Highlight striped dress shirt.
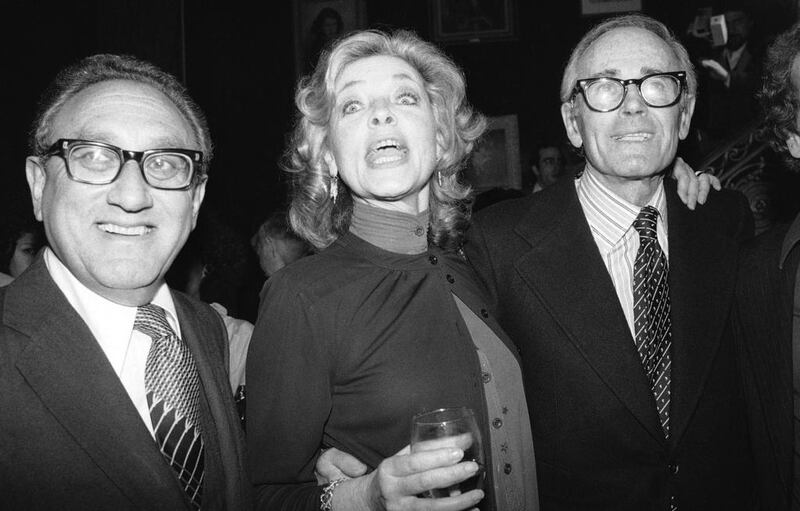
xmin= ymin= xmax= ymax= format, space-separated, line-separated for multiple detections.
xmin=575 ymin=169 xmax=669 ymax=338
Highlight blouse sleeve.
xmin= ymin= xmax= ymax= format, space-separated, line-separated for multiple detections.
xmin=246 ymin=271 xmax=332 ymax=510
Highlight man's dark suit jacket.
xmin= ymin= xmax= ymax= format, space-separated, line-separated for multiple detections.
xmin=733 ymin=220 xmax=799 ymax=510
xmin=0 ymin=257 xmax=250 ymax=510
xmin=465 ymin=175 xmax=755 ymax=510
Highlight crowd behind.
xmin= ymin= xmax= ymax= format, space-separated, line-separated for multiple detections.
xmin=2 ymin=5 xmax=800 ymax=511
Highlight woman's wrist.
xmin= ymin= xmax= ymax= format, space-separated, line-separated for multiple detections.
xmin=329 ymin=473 xmax=382 ymax=511
xmin=320 ymin=477 xmax=347 ymax=511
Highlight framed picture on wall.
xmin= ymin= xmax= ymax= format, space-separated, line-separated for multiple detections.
xmin=465 ymin=114 xmax=522 ymax=191
xmin=293 ymin=0 xmax=367 ymax=76
xmin=430 ymin=0 xmax=517 ymax=44
xmin=580 ymin=0 xmax=642 ymax=16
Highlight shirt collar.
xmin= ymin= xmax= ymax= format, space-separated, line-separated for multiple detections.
xmin=43 ymin=247 xmax=180 ymax=348
xmin=576 ymin=166 xmax=668 ymax=247
xmin=780 ymin=213 xmax=800 ymax=269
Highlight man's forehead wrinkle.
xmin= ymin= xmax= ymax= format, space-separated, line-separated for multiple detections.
xmin=71 ymin=128 xmax=189 ymax=150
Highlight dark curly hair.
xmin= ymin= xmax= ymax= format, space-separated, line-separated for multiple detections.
xmin=760 ymin=22 xmax=800 ymax=173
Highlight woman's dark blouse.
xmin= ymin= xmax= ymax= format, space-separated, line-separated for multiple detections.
xmin=247 ymin=232 xmax=492 ymax=510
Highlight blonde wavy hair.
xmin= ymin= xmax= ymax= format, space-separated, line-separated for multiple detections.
xmin=285 ymin=29 xmax=486 ymax=250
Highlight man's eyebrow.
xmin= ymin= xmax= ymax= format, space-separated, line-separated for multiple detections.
xmin=641 ymin=66 xmax=670 ymax=75
xmin=586 ymin=67 xmax=671 ymax=79
xmin=589 ymin=68 xmax=620 ymax=78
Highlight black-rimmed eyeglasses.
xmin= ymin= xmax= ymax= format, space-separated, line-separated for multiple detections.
xmin=571 ymin=71 xmax=687 ymax=113
xmin=43 ymin=139 xmax=204 ymax=190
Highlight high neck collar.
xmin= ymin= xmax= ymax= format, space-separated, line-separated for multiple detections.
xmin=349 ymin=200 xmax=429 ymax=255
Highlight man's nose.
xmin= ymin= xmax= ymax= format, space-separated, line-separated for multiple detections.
xmin=106 ymin=160 xmax=153 ymax=211
xmin=620 ymin=84 xmax=647 ymax=114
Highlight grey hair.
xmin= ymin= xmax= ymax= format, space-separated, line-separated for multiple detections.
xmin=559 ymin=14 xmax=697 ymax=107
xmin=285 ymin=29 xmax=486 ymax=250
xmin=30 ymin=53 xmax=212 ymax=174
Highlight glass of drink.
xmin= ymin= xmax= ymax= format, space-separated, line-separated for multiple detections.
xmin=410 ymin=407 xmax=485 ymax=498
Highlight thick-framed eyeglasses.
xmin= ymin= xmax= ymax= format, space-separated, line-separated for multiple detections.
xmin=571 ymin=71 xmax=687 ymax=113
xmin=43 ymin=139 xmax=203 ymax=190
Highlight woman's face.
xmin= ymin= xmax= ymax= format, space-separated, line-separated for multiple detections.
xmin=9 ymin=232 xmax=39 ymax=277
xmin=327 ymin=55 xmax=440 ymax=214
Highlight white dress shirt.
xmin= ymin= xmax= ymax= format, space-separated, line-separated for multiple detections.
xmin=44 ymin=248 xmax=181 ymax=437
xmin=575 ymin=169 xmax=669 ymax=338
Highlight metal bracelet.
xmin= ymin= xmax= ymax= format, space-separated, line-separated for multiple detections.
xmin=320 ymin=477 xmax=347 ymax=511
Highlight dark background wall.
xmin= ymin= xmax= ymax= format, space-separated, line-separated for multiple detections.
xmin=1 ymin=0 xmax=796 ymax=316
xmin=2 ymin=0 xmax=796 ymax=231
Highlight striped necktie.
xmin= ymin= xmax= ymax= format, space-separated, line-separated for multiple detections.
xmin=134 ymin=304 xmax=204 ymax=509
xmin=632 ymin=206 xmax=673 ymax=436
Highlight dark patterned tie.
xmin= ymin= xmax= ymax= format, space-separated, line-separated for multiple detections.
xmin=134 ymin=304 xmax=204 ymax=509
xmin=632 ymin=206 xmax=672 ymax=437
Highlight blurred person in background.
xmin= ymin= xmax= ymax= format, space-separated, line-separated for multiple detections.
xmin=0 ymin=218 xmax=45 ymax=286
xmin=250 ymin=210 xmax=312 ymax=279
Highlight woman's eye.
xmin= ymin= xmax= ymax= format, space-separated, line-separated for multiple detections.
xmin=342 ymin=100 xmax=361 ymax=114
xmin=397 ymin=92 xmax=419 ymax=105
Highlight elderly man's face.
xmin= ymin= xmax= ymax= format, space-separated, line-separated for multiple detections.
xmin=562 ymin=27 xmax=695 ymax=190
xmin=25 ymin=79 xmax=206 ymax=305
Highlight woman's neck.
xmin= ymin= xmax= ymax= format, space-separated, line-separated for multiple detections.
xmin=349 ymin=200 xmax=429 ymax=255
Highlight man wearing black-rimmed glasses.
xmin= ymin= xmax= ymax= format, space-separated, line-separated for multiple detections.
xmin=0 ymin=54 xmax=250 ymax=510
xmin=466 ymin=14 xmax=755 ymax=510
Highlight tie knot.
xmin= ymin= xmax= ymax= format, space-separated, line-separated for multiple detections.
xmin=134 ymin=303 xmax=175 ymax=340
xmin=633 ymin=206 xmax=659 ymax=240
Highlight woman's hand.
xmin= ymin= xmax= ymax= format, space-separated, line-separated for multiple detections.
xmin=332 ymin=446 xmax=484 ymax=511
xmin=316 ymin=447 xmax=368 ymax=483
xmin=672 ymin=157 xmax=722 ymax=210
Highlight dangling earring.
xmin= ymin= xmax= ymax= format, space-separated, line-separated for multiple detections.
xmin=437 ymin=170 xmax=443 ymax=188
xmin=329 ymin=175 xmax=338 ymax=203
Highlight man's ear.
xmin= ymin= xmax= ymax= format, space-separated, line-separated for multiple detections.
xmin=531 ymin=165 xmax=541 ymax=179
xmin=561 ymin=102 xmax=584 ymax=149
xmin=787 ymin=132 xmax=800 ymax=159
xmin=678 ymin=95 xmax=697 ymax=140
xmin=190 ymin=176 xmax=207 ymax=230
xmin=25 ymin=157 xmax=46 ymax=221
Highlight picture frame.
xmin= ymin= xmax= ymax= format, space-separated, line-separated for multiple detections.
xmin=465 ymin=114 xmax=522 ymax=191
xmin=293 ymin=0 xmax=367 ymax=76
xmin=430 ymin=0 xmax=517 ymax=44
xmin=580 ymin=0 xmax=642 ymax=16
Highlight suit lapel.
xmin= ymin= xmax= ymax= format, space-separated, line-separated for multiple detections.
xmin=512 ymin=180 xmax=664 ymax=442
xmin=174 ymin=294 xmax=247 ymax=510
xmin=663 ymin=183 xmax=737 ymax=445
xmin=6 ymin=261 xmax=187 ymax=510
xmin=774 ymin=236 xmax=799 ymax=488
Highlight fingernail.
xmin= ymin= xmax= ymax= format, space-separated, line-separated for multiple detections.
xmin=449 ymin=448 xmax=464 ymax=460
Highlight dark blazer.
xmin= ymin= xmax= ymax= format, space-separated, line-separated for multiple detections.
xmin=733 ymin=221 xmax=798 ymax=510
xmin=0 ymin=257 xmax=250 ymax=510
xmin=464 ymin=175 xmax=755 ymax=510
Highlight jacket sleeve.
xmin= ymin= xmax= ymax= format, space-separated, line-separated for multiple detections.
xmin=247 ymin=273 xmax=330 ymax=510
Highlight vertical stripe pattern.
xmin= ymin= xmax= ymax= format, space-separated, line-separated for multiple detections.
xmin=135 ymin=304 xmax=204 ymax=509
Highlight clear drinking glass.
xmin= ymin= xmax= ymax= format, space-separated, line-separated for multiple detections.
xmin=410 ymin=407 xmax=485 ymax=498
